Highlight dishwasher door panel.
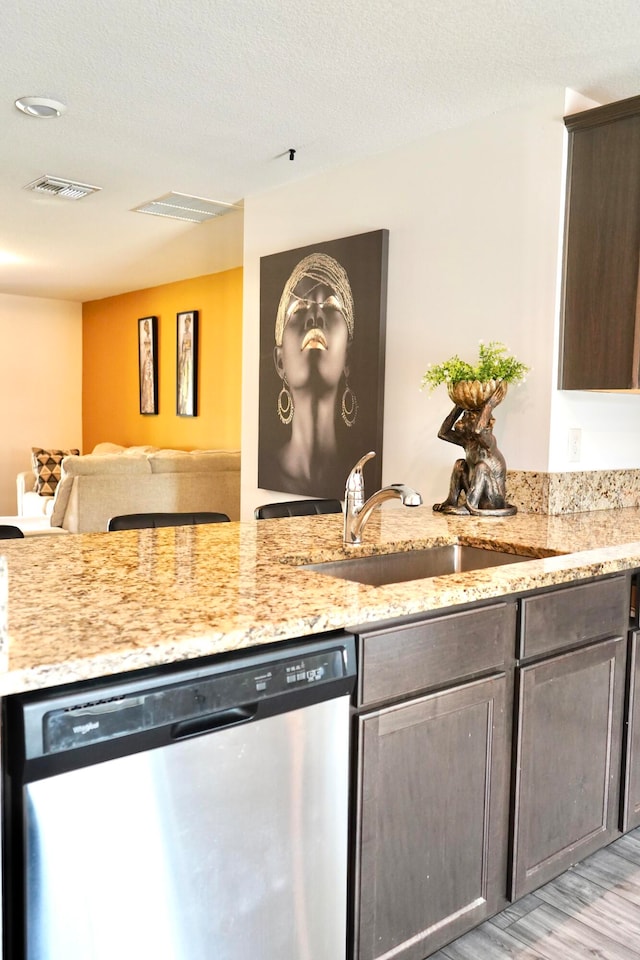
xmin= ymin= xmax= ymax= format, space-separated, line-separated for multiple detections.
xmin=25 ymin=696 xmax=350 ymax=960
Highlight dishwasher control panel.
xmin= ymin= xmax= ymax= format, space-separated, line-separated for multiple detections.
xmin=17 ymin=633 xmax=356 ymax=760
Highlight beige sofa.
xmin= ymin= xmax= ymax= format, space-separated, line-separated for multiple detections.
xmin=16 ymin=444 xmax=241 ymax=534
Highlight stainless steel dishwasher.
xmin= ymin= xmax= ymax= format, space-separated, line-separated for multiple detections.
xmin=2 ymin=632 xmax=356 ymax=960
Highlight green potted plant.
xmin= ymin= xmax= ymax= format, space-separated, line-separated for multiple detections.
xmin=420 ymin=340 xmax=529 ymax=410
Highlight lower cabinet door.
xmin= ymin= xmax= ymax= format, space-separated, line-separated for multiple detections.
xmin=511 ymin=636 xmax=625 ymax=900
xmin=623 ymin=630 xmax=640 ymax=831
xmin=353 ymin=673 xmax=509 ymax=960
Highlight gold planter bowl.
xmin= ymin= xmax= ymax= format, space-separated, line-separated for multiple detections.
xmin=446 ymin=379 xmax=507 ymax=410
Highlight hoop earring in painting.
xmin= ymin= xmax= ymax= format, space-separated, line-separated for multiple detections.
xmin=277 ymin=377 xmax=294 ymax=425
xmin=341 ymin=378 xmax=358 ymax=427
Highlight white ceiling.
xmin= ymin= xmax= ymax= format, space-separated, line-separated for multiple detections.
xmin=3 ymin=0 xmax=640 ymax=303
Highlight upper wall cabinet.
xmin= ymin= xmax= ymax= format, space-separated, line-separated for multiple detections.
xmin=560 ymin=95 xmax=640 ymax=391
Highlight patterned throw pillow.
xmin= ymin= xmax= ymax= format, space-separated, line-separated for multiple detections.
xmin=31 ymin=448 xmax=80 ymax=496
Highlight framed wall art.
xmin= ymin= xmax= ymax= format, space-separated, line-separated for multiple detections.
xmin=177 ymin=310 xmax=198 ymax=416
xmin=138 ymin=316 xmax=158 ymax=415
xmin=258 ymin=229 xmax=389 ymax=498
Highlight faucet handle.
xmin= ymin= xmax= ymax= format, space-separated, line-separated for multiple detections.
xmin=345 ymin=451 xmax=375 ymax=498
xmin=351 ymin=451 xmax=375 ymax=474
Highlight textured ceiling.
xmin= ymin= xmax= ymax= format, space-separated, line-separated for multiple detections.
xmin=2 ymin=0 xmax=640 ymax=302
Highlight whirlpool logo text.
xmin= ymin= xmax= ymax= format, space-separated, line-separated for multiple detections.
xmin=72 ymin=721 xmax=100 ymax=735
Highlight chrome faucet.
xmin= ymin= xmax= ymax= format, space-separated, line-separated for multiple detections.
xmin=343 ymin=451 xmax=423 ymax=545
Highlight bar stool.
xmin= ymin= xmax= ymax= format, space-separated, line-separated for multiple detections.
xmin=0 ymin=525 xmax=25 ymax=539
xmin=254 ymin=499 xmax=342 ymax=519
xmin=107 ymin=512 xmax=230 ymax=531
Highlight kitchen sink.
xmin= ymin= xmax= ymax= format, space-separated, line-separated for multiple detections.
xmin=302 ymin=544 xmax=531 ymax=587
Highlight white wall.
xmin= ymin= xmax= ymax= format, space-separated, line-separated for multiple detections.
xmin=241 ymin=93 xmax=567 ymax=519
xmin=0 ymin=294 xmax=82 ymax=515
xmin=549 ymin=390 xmax=640 ymax=470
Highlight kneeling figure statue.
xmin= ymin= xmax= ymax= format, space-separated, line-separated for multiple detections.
xmin=433 ymin=381 xmax=516 ymax=517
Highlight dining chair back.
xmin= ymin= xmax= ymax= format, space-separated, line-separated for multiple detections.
xmin=108 ymin=512 xmax=230 ymax=531
xmin=254 ymin=499 xmax=342 ymax=520
xmin=0 ymin=525 xmax=25 ymax=539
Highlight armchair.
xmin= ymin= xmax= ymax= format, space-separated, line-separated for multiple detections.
xmin=16 ymin=471 xmax=54 ymax=518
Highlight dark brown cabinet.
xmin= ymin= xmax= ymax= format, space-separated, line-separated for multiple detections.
xmin=351 ymin=602 xmax=515 ymax=960
xmin=511 ymin=636 xmax=626 ymax=898
xmin=354 ymin=674 xmax=509 ymax=960
xmin=511 ymin=576 xmax=629 ymax=899
xmin=622 ymin=629 xmax=640 ymax=830
xmin=348 ymin=573 xmax=633 ymax=960
xmin=560 ymin=95 xmax=640 ymax=390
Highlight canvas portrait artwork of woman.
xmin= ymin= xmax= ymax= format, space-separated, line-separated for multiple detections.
xmin=177 ymin=311 xmax=198 ymax=417
xmin=271 ymin=253 xmax=358 ymax=495
xmin=258 ymin=231 xmax=389 ymax=499
xmin=138 ymin=316 xmax=157 ymax=415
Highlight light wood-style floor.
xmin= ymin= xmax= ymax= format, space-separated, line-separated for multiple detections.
xmin=431 ymin=827 xmax=640 ymax=960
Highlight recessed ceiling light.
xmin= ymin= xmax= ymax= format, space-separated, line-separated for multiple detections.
xmin=133 ymin=192 xmax=241 ymax=223
xmin=15 ymin=96 xmax=66 ymax=118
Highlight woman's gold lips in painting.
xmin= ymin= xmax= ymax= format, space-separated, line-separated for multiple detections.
xmin=301 ymin=328 xmax=328 ymax=351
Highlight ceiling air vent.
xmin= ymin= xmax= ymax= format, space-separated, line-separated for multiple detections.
xmin=23 ymin=176 xmax=101 ymax=200
xmin=133 ymin=192 xmax=241 ymax=224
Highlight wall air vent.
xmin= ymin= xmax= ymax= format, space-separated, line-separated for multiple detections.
xmin=23 ymin=176 xmax=102 ymax=200
xmin=133 ymin=192 xmax=241 ymax=224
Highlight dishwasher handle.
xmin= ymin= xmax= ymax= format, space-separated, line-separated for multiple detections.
xmin=171 ymin=704 xmax=257 ymax=740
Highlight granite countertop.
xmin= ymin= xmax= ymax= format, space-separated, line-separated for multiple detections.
xmin=2 ymin=506 xmax=640 ymax=695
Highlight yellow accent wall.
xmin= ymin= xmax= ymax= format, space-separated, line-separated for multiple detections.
xmin=82 ymin=268 xmax=242 ymax=453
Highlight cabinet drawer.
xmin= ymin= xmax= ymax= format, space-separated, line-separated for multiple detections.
xmin=358 ymin=602 xmax=515 ymax=707
xmin=519 ymin=575 xmax=628 ymax=660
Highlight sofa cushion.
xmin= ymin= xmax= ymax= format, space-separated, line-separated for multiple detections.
xmin=122 ymin=445 xmax=159 ymax=456
xmin=92 ymin=442 xmax=126 ymax=455
xmin=148 ymin=450 xmax=240 ymax=474
xmin=61 ymin=454 xmax=153 ymax=476
xmin=31 ymin=447 xmax=80 ymax=495
xmin=92 ymin=442 xmax=159 ymax=455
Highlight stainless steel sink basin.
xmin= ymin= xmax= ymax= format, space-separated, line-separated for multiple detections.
xmin=303 ymin=545 xmax=531 ymax=587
